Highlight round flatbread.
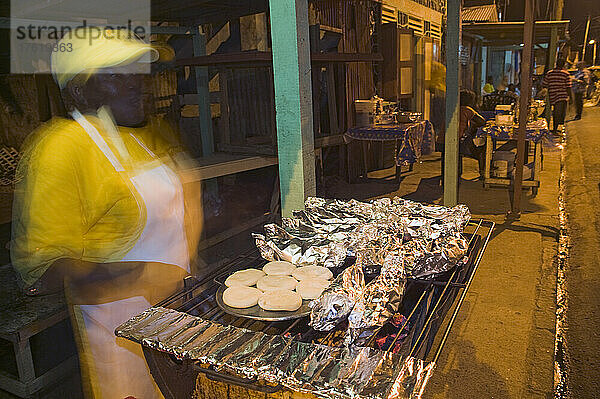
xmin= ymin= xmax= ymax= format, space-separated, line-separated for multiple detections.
xmin=256 ymin=275 xmax=298 ymax=292
xmin=258 ymin=289 xmax=303 ymax=311
xmin=222 ymin=286 xmax=262 ymax=309
xmin=224 ymin=269 xmax=265 ymax=287
xmin=263 ymin=261 xmax=296 ymax=276
xmin=295 ymin=278 xmax=332 ymax=300
xmin=292 ymin=266 xmax=333 ymax=281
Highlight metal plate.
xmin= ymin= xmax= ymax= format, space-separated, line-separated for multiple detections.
xmin=215 ymin=284 xmax=311 ymax=321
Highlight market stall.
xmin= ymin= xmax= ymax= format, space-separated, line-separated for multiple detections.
xmin=116 ymin=197 xmax=493 ymax=399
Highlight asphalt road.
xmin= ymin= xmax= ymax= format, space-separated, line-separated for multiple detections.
xmin=564 ymin=105 xmax=600 ymax=396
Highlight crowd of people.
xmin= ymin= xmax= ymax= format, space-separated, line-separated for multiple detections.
xmin=481 ymin=58 xmax=598 ymax=134
xmin=434 ymin=57 xmax=598 ymax=183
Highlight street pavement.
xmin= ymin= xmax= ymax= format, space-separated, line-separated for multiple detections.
xmin=562 ymin=105 xmax=600 ymax=396
xmin=324 ymin=124 xmax=563 ymax=398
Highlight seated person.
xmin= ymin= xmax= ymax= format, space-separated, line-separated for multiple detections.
xmin=507 ymin=83 xmax=520 ymax=98
xmin=459 ymin=89 xmax=486 ymax=176
xmin=438 ymin=89 xmax=486 ymax=181
xmin=482 ymin=89 xmax=518 ymax=111
xmin=482 ymin=76 xmax=495 ymax=95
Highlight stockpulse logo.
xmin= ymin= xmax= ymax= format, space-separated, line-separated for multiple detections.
xmin=10 ymin=0 xmax=150 ymax=74
xmin=14 ymin=20 xmax=147 ymax=43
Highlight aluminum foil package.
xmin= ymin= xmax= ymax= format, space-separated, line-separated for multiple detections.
xmin=285 ymin=344 xmax=340 ymax=393
xmin=403 ymin=233 xmax=469 ymax=279
xmin=260 ymin=339 xmax=314 ymax=383
xmin=116 ymin=307 xmax=436 ymax=399
xmin=332 ymin=346 xmax=384 ymax=397
xmin=115 ymin=306 xmax=178 ymax=342
xmin=387 ymin=357 xmax=436 ymax=399
xmin=140 ymin=312 xmax=199 ymax=353
xmin=348 ymin=253 xmax=407 ymax=336
xmin=253 ymin=222 xmax=351 ymax=268
xmin=298 ymin=197 xmax=470 ymax=335
xmin=309 ymin=264 xmax=366 ymax=331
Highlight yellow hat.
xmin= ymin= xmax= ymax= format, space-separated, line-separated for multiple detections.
xmin=51 ymin=27 xmax=159 ymax=89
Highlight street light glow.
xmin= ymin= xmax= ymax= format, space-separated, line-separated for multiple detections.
xmin=590 ymin=39 xmax=596 ymax=45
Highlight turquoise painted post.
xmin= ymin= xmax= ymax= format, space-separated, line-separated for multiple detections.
xmin=444 ymin=0 xmax=461 ymax=206
xmin=269 ymin=0 xmax=316 ymax=217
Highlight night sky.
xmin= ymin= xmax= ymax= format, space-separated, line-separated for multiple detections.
xmin=504 ymin=0 xmax=600 ymax=50
xmin=563 ymin=0 xmax=600 ymax=46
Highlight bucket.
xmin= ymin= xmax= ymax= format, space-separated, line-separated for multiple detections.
xmin=354 ymin=100 xmax=375 ymax=127
xmin=492 ymin=151 xmax=515 ymax=178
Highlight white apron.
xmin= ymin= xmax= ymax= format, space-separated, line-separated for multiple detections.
xmin=71 ymin=111 xmax=190 ymax=399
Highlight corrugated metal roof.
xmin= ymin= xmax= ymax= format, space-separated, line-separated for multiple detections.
xmin=462 ymin=4 xmax=499 ymax=23
xmin=463 ymin=20 xmax=570 ymax=46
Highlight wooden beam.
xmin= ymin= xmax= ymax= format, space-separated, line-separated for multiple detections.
xmin=510 ymin=0 xmax=536 ymax=216
xmin=192 ymin=28 xmax=215 ymax=157
xmin=545 ymin=26 xmax=558 ymax=122
xmin=326 ymin=63 xmax=339 ymax=135
xmin=310 ymin=25 xmax=322 ymax=138
xmin=444 ymin=0 xmax=461 ymax=206
xmin=218 ymin=71 xmax=231 ymax=146
xmin=314 ymin=134 xmax=344 ymax=148
xmin=179 ymin=154 xmax=278 ymax=183
xmin=197 ymin=214 xmax=271 ymax=251
xmin=269 ymin=0 xmax=316 ymax=217
xmin=481 ymin=46 xmax=488 ymax=94
xmin=175 ymin=52 xmax=383 ymax=67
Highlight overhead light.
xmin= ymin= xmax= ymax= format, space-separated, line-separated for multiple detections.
xmin=519 ymin=43 xmax=524 ymax=46
xmin=590 ymin=39 xmax=596 ymax=45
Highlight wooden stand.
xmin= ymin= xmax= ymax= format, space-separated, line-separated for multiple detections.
xmin=0 ymin=266 xmax=79 ymax=398
xmin=482 ymin=135 xmax=542 ymax=196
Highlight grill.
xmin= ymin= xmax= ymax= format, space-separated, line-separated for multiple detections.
xmin=141 ymin=219 xmax=494 ymax=398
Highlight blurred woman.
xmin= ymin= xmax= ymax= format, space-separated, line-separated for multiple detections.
xmin=11 ymin=28 xmax=202 ymax=398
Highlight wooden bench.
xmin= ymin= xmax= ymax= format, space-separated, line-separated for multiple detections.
xmin=0 ymin=265 xmax=80 ymax=398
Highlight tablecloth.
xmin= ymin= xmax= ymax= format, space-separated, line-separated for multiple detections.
xmin=345 ymin=120 xmax=435 ymax=165
xmin=475 ymin=119 xmax=549 ymax=143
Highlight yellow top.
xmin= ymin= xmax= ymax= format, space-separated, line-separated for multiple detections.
xmin=483 ymin=83 xmax=495 ymax=94
xmin=11 ymin=116 xmax=196 ymax=286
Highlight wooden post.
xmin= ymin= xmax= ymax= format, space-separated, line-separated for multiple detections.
xmin=511 ymin=0 xmax=536 ymax=216
xmin=481 ymin=46 xmax=488 ymax=94
xmin=309 ymin=24 xmax=321 ymax=137
xmin=545 ymin=25 xmax=558 ymax=123
xmin=554 ymin=0 xmax=564 ymax=20
xmin=583 ymin=15 xmax=591 ymax=61
xmin=444 ymin=0 xmax=461 ymax=206
xmin=269 ymin=0 xmax=316 ymax=217
xmin=192 ymin=28 xmax=214 ymax=157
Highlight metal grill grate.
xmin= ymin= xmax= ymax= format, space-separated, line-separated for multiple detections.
xmin=150 ymin=219 xmax=494 ymax=393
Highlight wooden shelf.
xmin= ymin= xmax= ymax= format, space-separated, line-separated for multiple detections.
xmin=483 ymin=177 xmax=540 ymax=187
xmin=315 ymin=134 xmax=344 ymax=148
xmin=175 ymin=51 xmax=383 ymax=67
xmin=180 ymin=152 xmax=278 ymax=183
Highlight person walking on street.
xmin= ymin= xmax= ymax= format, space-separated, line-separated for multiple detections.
xmin=543 ymin=58 xmax=572 ymax=135
xmin=573 ymin=61 xmax=590 ymax=120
